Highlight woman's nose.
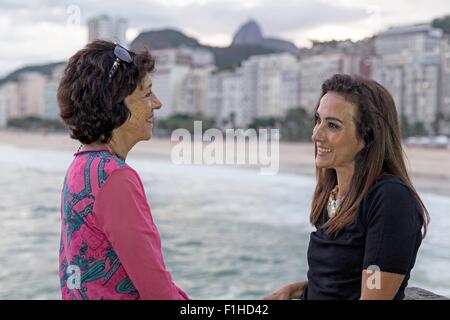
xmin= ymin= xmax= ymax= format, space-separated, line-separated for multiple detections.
xmin=151 ymin=94 xmax=162 ymax=110
xmin=312 ymin=124 xmax=324 ymax=143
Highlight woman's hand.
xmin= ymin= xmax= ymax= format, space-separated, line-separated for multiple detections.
xmin=262 ymin=281 xmax=307 ymax=300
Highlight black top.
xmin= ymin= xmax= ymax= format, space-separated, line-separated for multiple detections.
xmin=304 ymin=174 xmax=423 ymax=300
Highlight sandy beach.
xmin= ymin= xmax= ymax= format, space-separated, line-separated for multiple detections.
xmin=0 ymin=129 xmax=449 ymax=196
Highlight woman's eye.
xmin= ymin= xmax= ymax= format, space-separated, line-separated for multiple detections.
xmin=145 ymin=91 xmax=152 ymax=98
xmin=328 ymin=122 xmax=339 ymax=129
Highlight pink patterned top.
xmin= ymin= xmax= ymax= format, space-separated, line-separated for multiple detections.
xmin=59 ymin=149 xmax=189 ymax=300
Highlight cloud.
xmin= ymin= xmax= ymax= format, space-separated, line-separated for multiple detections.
xmin=1 ymin=0 xmax=449 ymax=77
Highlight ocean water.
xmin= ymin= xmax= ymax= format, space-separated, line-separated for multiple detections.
xmin=0 ymin=144 xmax=449 ymax=299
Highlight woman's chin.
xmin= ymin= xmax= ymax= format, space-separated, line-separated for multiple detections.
xmin=315 ymin=160 xmax=331 ymax=169
xmin=139 ymin=131 xmax=152 ymax=141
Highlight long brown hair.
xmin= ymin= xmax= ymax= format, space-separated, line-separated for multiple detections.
xmin=310 ymin=74 xmax=429 ymax=238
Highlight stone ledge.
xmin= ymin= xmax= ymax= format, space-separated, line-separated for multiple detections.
xmin=404 ymin=287 xmax=449 ymax=300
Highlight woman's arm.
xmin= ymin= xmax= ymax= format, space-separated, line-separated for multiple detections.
xmin=360 ymin=270 xmax=405 ymax=300
xmin=94 ymin=167 xmax=188 ymax=300
xmin=361 ymin=181 xmax=422 ymax=300
xmin=262 ymin=281 xmax=308 ymax=300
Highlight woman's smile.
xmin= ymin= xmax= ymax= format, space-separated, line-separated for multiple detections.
xmin=317 ymin=146 xmax=333 ymax=156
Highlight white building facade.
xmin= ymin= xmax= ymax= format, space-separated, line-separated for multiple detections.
xmin=440 ymin=37 xmax=450 ymax=135
xmin=373 ymin=24 xmax=445 ymax=133
xmin=298 ymin=51 xmax=373 ymax=113
xmin=88 ymin=15 xmax=128 ymax=46
xmin=0 ymin=82 xmax=18 ymax=127
xmin=240 ymin=53 xmax=299 ymax=120
xmin=151 ymin=49 xmax=191 ymax=119
xmin=208 ymin=70 xmax=246 ymax=128
xmin=178 ymin=66 xmax=215 ymax=116
xmin=15 ymin=72 xmax=47 ymax=118
xmin=43 ymin=65 xmax=65 ymax=119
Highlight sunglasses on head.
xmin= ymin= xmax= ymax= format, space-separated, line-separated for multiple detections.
xmin=108 ymin=43 xmax=133 ymax=83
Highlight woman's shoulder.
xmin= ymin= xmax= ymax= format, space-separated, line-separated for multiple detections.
xmin=94 ymin=164 xmax=146 ymax=204
xmin=69 ymin=150 xmax=140 ymax=189
xmin=96 ymin=150 xmax=128 ymax=170
xmin=365 ymin=174 xmax=412 ymax=200
xmin=360 ymin=174 xmax=420 ymax=223
xmin=99 ymin=158 xmax=142 ymax=188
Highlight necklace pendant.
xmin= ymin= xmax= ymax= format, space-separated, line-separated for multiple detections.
xmin=327 ymin=186 xmax=340 ymax=218
xmin=327 ymin=204 xmax=336 ymax=218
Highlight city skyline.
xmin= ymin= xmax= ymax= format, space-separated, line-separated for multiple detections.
xmin=2 ymin=21 xmax=450 ymax=135
xmin=1 ymin=0 xmax=450 ymax=78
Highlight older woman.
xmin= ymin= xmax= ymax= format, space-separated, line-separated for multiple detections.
xmin=57 ymin=40 xmax=188 ymax=300
xmin=264 ymin=74 xmax=429 ymax=300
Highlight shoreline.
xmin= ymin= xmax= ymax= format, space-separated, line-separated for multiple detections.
xmin=1 ymin=129 xmax=449 ymax=196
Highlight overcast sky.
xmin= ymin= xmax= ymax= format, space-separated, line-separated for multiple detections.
xmin=0 ymin=0 xmax=449 ymax=78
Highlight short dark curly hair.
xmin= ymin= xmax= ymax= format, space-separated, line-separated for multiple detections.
xmin=58 ymin=40 xmax=155 ymax=144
